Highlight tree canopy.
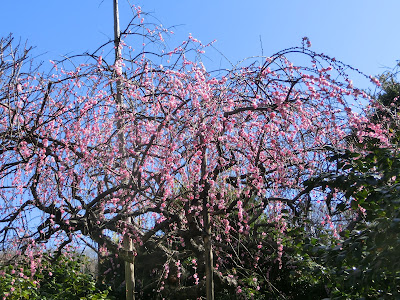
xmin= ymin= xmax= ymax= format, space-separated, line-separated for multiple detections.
xmin=0 ymin=7 xmax=392 ymax=299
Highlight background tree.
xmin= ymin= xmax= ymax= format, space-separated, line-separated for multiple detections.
xmin=370 ymin=64 xmax=400 ymax=144
xmin=302 ymin=67 xmax=400 ymax=299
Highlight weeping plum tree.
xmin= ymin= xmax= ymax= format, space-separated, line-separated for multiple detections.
xmin=0 ymin=6 xmax=389 ymax=300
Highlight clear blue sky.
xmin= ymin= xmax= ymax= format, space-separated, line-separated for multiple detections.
xmin=1 ymin=1 xmax=399 ymax=88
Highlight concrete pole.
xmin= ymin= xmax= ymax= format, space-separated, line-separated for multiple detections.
xmin=113 ymin=1 xmax=135 ymax=299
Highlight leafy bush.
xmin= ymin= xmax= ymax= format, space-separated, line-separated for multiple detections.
xmin=307 ymin=147 xmax=400 ymax=299
xmin=0 ymin=253 xmax=112 ymax=300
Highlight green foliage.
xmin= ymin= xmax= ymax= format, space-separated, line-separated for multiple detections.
xmin=308 ymin=146 xmax=400 ymax=299
xmin=0 ymin=264 xmax=39 ymax=300
xmin=0 ymin=254 xmax=112 ymax=300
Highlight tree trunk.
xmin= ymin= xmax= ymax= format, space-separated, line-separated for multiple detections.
xmin=113 ymin=1 xmax=135 ymax=299
xmin=124 ymin=224 xmax=135 ymax=300
xmin=203 ymin=212 xmax=214 ymax=300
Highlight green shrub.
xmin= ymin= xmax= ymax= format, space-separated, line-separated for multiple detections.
xmin=0 ymin=253 xmax=112 ymax=300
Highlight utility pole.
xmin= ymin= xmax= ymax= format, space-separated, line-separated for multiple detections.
xmin=113 ymin=1 xmax=135 ymax=299
xmin=201 ymin=135 xmax=214 ymax=300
